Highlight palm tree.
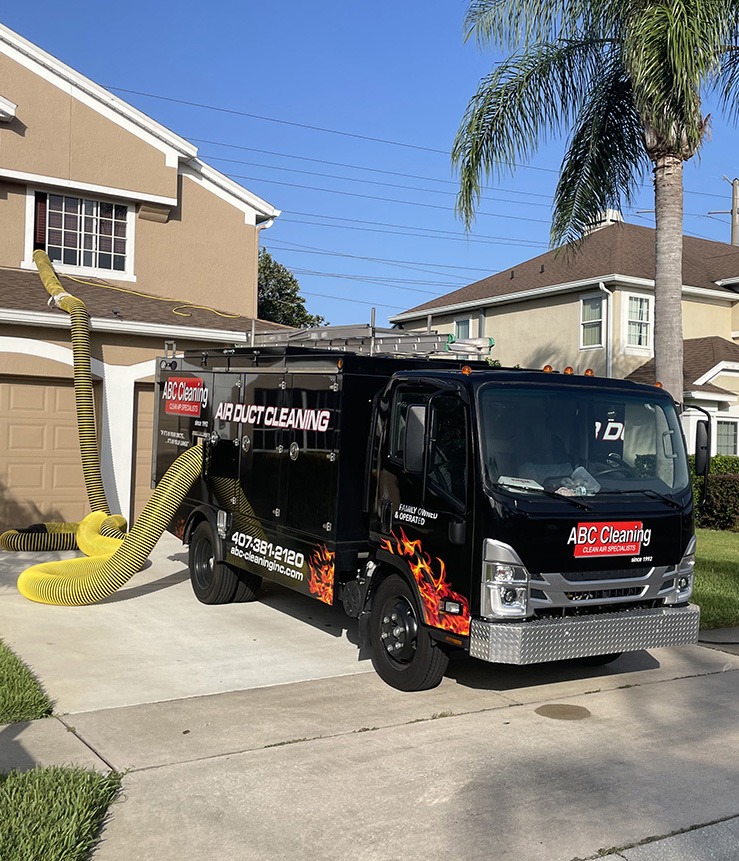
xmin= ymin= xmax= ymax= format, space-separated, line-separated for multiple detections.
xmin=453 ymin=0 xmax=739 ymax=400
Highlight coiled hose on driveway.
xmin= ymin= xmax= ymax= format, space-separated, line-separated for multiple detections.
xmin=16 ymin=445 xmax=202 ymax=605
xmin=1 ymin=251 xmax=201 ymax=604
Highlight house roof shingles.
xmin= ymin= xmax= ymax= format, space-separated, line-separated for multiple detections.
xmin=0 ymin=267 xmax=287 ymax=335
xmin=398 ymin=222 xmax=739 ymax=317
xmin=626 ymin=336 xmax=739 ymax=395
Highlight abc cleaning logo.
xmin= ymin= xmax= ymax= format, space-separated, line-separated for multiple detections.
xmin=163 ymin=377 xmax=208 ymax=417
xmin=567 ymin=521 xmax=652 ymax=557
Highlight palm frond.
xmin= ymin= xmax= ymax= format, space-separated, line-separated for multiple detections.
xmin=625 ymin=0 xmax=731 ymax=154
xmin=452 ymin=37 xmax=602 ymax=227
xmin=463 ymin=0 xmax=633 ymax=49
xmin=552 ymin=59 xmax=649 ymax=246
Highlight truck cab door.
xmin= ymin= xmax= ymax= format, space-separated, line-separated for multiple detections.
xmin=376 ymin=385 xmax=474 ymax=638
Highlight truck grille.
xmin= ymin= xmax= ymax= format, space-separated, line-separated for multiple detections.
xmin=559 ymin=566 xmax=652 ymax=582
xmin=564 ymin=586 xmax=644 ymax=601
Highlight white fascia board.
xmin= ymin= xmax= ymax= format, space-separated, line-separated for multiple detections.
xmin=181 ymin=160 xmax=280 ymax=223
xmin=390 ymin=273 xmax=733 ymax=323
xmin=0 ymin=93 xmax=17 ymax=121
xmin=0 ymin=23 xmax=196 ymax=166
xmin=1 ymin=167 xmax=178 ymax=207
xmin=0 ymin=308 xmax=249 ymax=342
xmin=389 ymin=275 xmax=625 ymax=323
xmin=684 ymin=390 xmax=737 ymax=404
xmin=693 ymin=361 xmax=739 ymax=386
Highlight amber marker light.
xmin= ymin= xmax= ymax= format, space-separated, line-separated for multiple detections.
xmin=655 ymin=381 xmax=663 ymax=388
xmin=461 ymin=365 xmax=472 ymax=375
xmin=543 ymin=364 xmax=554 ymax=373
xmin=584 ymin=368 xmax=595 ymax=377
xmin=564 ymin=366 xmax=574 ymax=375
xmin=337 ymin=358 xmax=343 ymax=369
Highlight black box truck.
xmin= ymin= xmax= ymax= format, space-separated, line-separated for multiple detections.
xmin=154 ymin=326 xmax=706 ymax=690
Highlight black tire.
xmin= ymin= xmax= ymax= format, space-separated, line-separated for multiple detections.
xmin=189 ymin=521 xmax=239 ymax=605
xmin=576 ymin=652 xmax=623 ymax=666
xmin=232 ymin=568 xmax=262 ymax=603
xmin=369 ymin=573 xmax=449 ymax=691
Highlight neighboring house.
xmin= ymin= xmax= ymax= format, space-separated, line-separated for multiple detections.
xmin=0 ymin=23 xmax=283 ymax=530
xmin=390 ymin=215 xmax=739 ymax=454
xmin=628 ymin=336 xmax=739 ymax=458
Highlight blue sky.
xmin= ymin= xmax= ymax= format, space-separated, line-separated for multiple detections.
xmin=4 ymin=2 xmax=739 ymax=326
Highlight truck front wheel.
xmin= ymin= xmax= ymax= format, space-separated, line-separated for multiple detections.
xmin=189 ymin=521 xmax=260 ymax=604
xmin=369 ymin=574 xmax=449 ymax=691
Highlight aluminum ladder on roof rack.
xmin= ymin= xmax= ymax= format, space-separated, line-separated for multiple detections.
xmin=249 ymin=324 xmax=494 ymax=358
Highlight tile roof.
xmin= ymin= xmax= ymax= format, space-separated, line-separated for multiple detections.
xmin=626 ymin=336 xmax=739 ymax=396
xmin=0 ymin=266 xmax=288 ymax=335
xmin=397 ymin=222 xmax=739 ymax=317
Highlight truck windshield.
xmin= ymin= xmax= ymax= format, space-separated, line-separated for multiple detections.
xmin=477 ymin=385 xmax=690 ymax=497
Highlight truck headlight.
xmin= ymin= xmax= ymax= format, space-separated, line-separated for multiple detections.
xmin=664 ymin=537 xmax=695 ymax=605
xmin=482 ymin=540 xmax=531 ymax=619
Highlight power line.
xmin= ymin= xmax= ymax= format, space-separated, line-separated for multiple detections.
xmin=106 ymin=85 xmax=560 ymax=173
xmin=266 ymin=239 xmax=492 ymax=274
xmin=229 ymin=173 xmax=552 ymax=224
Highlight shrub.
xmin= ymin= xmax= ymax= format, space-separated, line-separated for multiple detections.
xmin=698 ymin=474 xmax=739 ymax=531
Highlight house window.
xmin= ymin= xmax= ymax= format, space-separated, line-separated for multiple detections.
xmin=580 ymin=295 xmax=603 ymax=348
xmin=34 ymin=192 xmax=128 ymax=273
xmin=455 ymin=318 xmax=471 ymax=339
xmin=716 ymin=420 xmax=738 ymax=455
xmin=627 ymin=295 xmax=651 ymax=348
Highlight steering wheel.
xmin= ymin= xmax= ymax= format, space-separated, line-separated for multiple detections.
xmin=593 ymin=452 xmax=636 ymax=477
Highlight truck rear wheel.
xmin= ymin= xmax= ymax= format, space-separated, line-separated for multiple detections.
xmin=189 ymin=521 xmax=244 ymax=605
xmin=369 ymin=573 xmax=449 ymax=691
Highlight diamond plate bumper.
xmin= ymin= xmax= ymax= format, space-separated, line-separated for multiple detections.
xmin=469 ymin=603 xmax=700 ymax=664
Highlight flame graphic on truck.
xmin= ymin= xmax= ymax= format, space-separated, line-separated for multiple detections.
xmin=380 ymin=528 xmax=470 ymax=636
xmin=308 ymin=544 xmax=335 ymax=605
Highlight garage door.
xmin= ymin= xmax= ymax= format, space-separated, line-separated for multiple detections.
xmin=0 ymin=377 xmax=88 ymax=532
xmin=131 ymin=383 xmax=155 ymax=524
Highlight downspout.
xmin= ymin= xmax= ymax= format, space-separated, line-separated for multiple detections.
xmin=598 ymin=281 xmax=613 ymax=378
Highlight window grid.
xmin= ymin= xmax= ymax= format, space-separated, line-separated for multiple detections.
xmin=627 ymin=296 xmax=651 ymax=348
xmin=716 ymin=420 xmax=738 ymax=456
xmin=580 ymin=296 xmax=603 ymax=347
xmin=46 ymin=194 xmax=128 ymax=273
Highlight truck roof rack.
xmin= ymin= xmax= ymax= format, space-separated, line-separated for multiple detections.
xmin=248 ymin=323 xmax=495 ymax=358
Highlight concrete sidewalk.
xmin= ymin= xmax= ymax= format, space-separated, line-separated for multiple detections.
xmin=2 ymin=535 xmax=738 ymax=860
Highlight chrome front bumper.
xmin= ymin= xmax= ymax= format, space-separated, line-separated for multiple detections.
xmin=469 ymin=603 xmax=700 ymax=665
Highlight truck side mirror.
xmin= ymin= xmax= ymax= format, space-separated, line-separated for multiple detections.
xmin=695 ymin=419 xmax=710 ymax=478
xmin=403 ymin=405 xmax=425 ymax=474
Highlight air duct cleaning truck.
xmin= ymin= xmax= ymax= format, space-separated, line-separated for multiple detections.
xmin=154 ymin=326 xmax=708 ymax=691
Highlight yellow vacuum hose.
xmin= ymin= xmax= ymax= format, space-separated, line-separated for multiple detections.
xmin=16 ymin=445 xmax=202 ymax=605
xmin=1 ymin=252 xmax=202 ymax=605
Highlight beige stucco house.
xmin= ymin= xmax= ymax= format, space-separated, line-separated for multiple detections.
xmin=0 ymin=23 xmax=283 ymax=530
xmin=390 ymin=216 xmax=739 ymax=457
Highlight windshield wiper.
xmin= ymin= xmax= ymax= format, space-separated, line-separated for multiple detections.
xmin=494 ymin=482 xmax=592 ymax=511
xmin=600 ymin=488 xmax=682 ymax=510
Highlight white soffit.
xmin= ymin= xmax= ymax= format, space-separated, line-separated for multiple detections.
xmin=0 ymin=93 xmax=17 ymax=121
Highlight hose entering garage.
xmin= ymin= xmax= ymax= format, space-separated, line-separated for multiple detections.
xmin=1 ymin=251 xmax=201 ymax=604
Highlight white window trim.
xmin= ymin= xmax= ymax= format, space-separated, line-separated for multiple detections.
xmin=21 ymin=187 xmax=137 ymax=282
xmin=579 ymin=292 xmax=604 ymax=350
xmin=716 ymin=418 xmax=739 ymax=456
xmin=621 ymin=291 xmax=653 ymax=355
xmin=454 ymin=317 xmax=473 ymax=339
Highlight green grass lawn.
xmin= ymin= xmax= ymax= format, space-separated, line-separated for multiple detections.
xmin=0 ymin=638 xmax=52 ymax=724
xmin=694 ymin=528 xmax=739 ymax=629
xmin=0 ymin=640 xmax=120 ymax=860
xmin=0 ymin=766 xmax=120 ymax=861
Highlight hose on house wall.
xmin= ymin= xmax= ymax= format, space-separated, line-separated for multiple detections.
xmin=1 ymin=252 xmax=202 ymax=605
xmin=17 ymin=445 xmax=202 ymax=605
xmin=33 ymin=249 xmax=110 ymax=515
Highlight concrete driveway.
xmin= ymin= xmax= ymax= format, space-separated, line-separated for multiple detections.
xmin=1 ymin=535 xmax=738 ymax=860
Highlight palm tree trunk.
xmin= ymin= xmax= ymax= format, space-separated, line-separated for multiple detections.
xmin=653 ymin=154 xmax=684 ymax=403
